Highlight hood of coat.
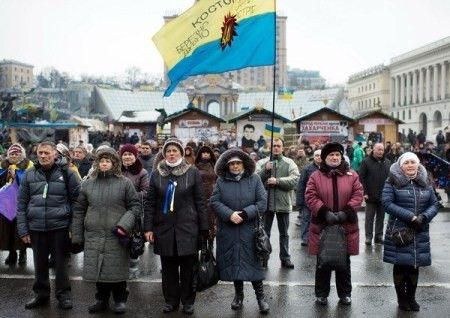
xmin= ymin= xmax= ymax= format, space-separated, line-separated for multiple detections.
xmin=387 ymin=162 xmax=429 ymax=188
xmin=121 ymin=157 xmax=143 ymax=175
xmin=215 ymin=148 xmax=255 ymax=178
xmin=194 ymin=145 xmax=217 ymax=165
xmin=92 ymin=147 xmax=122 ymax=178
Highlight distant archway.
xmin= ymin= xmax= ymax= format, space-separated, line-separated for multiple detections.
xmin=418 ymin=112 xmax=428 ymax=135
xmin=206 ymin=100 xmax=220 ymax=117
xmin=433 ymin=111 xmax=442 ymax=129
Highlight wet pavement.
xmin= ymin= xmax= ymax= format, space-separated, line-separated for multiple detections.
xmin=0 ymin=209 xmax=449 ymax=318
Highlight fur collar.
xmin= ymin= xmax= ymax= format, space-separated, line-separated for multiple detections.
xmin=319 ymin=160 xmax=351 ymax=176
xmin=387 ymin=163 xmax=429 ymax=188
xmin=121 ymin=158 xmax=143 ymax=175
xmin=157 ymin=158 xmax=191 ymax=177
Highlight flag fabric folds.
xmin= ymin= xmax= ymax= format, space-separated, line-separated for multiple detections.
xmin=278 ymin=89 xmax=294 ymax=100
xmin=153 ymin=0 xmax=276 ymax=96
xmin=0 ymin=180 xmax=19 ymax=221
xmin=264 ymin=124 xmax=281 ymax=137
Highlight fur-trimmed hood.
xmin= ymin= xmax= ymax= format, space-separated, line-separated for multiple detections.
xmin=91 ymin=147 xmax=122 ymax=178
xmin=387 ymin=162 xmax=429 ymax=188
xmin=194 ymin=145 xmax=217 ymax=165
xmin=215 ymin=148 xmax=255 ymax=178
xmin=153 ymin=152 xmax=191 ymax=177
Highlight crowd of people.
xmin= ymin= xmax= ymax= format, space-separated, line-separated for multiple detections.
xmin=0 ymin=130 xmax=445 ymax=314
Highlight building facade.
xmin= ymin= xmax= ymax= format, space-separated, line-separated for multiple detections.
xmin=0 ymin=59 xmax=34 ymax=90
xmin=347 ymin=64 xmax=391 ymax=117
xmin=389 ymin=37 xmax=450 ymax=139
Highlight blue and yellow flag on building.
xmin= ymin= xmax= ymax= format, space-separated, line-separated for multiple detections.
xmin=153 ymin=0 xmax=276 ymax=97
xmin=264 ymin=124 xmax=281 ymax=137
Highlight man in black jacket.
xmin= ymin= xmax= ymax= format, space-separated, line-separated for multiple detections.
xmin=358 ymin=143 xmax=391 ymax=245
xmin=17 ymin=141 xmax=80 ymax=310
xmin=138 ymin=141 xmax=155 ymax=175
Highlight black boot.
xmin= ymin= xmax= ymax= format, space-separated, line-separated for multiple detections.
xmin=231 ymin=281 xmax=244 ymax=310
xmin=18 ymin=249 xmax=27 ymax=264
xmin=407 ymin=271 xmax=420 ymax=311
xmin=252 ymin=281 xmax=269 ymax=314
xmin=5 ymin=251 xmax=17 ymax=265
xmin=394 ymin=272 xmax=410 ymax=311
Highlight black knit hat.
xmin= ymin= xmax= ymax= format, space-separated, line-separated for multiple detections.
xmin=320 ymin=142 xmax=344 ymax=161
xmin=162 ymin=137 xmax=185 ymax=157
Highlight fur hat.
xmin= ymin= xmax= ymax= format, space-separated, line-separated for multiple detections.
xmin=119 ymin=144 xmax=138 ymax=157
xmin=398 ymin=152 xmax=419 ymax=167
xmin=162 ymin=137 xmax=185 ymax=157
xmin=7 ymin=143 xmax=26 ymax=158
xmin=320 ymin=142 xmax=344 ymax=161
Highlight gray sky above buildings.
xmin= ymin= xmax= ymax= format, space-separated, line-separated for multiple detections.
xmin=1 ymin=0 xmax=449 ymax=86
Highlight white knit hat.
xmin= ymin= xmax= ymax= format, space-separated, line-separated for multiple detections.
xmin=398 ymin=152 xmax=419 ymax=166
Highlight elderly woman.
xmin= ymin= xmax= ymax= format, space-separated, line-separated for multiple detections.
xmin=210 ymin=149 xmax=269 ymax=314
xmin=119 ymin=144 xmax=149 ymax=279
xmin=0 ymin=143 xmax=33 ymax=264
xmin=305 ymin=142 xmax=363 ymax=306
xmin=382 ymin=152 xmax=438 ymax=312
xmin=72 ymin=146 xmax=141 ymax=314
xmin=144 ymin=138 xmax=209 ymax=315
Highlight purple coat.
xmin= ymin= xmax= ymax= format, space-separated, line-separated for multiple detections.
xmin=305 ymin=161 xmax=363 ymax=256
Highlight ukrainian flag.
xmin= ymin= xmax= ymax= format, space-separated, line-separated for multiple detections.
xmin=264 ymin=124 xmax=281 ymax=137
xmin=153 ymin=0 xmax=276 ymax=97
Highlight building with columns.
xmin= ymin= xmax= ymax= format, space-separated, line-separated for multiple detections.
xmin=389 ymin=36 xmax=450 ymax=139
xmin=348 ymin=64 xmax=391 ymax=117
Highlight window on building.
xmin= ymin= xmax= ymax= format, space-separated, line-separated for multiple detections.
xmin=369 ymin=99 xmax=372 ymax=107
xmin=402 ymin=110 xmax=405 ymax=120
xmin=409 ymin=109 xmax=412 ymax=120
xmin=373 ymin=83 xmax=376 ymax=89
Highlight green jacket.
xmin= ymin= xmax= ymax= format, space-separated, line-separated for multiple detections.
xmin=256 ymin=155 xmax=299 ymax=212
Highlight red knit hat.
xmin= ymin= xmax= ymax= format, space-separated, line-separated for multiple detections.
xmin=119 ymin=144 xmax=138 ymax=157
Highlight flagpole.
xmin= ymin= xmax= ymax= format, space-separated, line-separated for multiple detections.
xmin=269 ymin=0 xmax=277 ymax=162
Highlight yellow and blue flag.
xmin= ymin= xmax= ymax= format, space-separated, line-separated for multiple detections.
xmin=153 ymin=0 xmax=276 ymax=96
xmin=264 ymin=124 xmax=281 ymax=137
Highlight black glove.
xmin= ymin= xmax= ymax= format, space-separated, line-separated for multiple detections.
xmin=336 ymin=211 xmax=348 ymax=223
xmin=410 ymin=218 xmax=423 ymax=231
xmin=238 ymin=210 xmax=248 ymax=222
xmin=71 ymin=242 xmax=84 ymax=254
xmin=417 ymin=214 xmax=426 ymax=224
xmin=325 ymin=211 xmax=339 ymax=225
xmin=112 ymin=226 xmax=130 ymax=248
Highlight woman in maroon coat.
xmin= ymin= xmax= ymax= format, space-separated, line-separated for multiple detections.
xmin=194 ymin=145 xmax=217 ymax=248
xmin=305 ymin=142 xmax=363 ymax=306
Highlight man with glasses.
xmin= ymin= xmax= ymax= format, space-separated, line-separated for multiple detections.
xmin=256 ymin=138 xmax=299 ymax=269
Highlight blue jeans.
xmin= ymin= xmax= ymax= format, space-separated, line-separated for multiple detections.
xmin=300 ymin=207 xmax=311 ymax=242
xmin=263 ymin=211 xmax=290 ymax=261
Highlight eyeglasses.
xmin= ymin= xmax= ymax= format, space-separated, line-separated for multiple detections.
xmin=272 ymin=145 xmax=283 ymax=148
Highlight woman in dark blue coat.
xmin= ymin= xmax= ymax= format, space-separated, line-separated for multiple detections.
xmin=382 ymin=152 xmax=438 ymax=312
xmin=210 ymin=149 xmax=268 ymax=314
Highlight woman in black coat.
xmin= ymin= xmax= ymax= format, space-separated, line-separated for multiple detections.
xmin=210 ymin=149 xmax=269 ymax=314
xmin=144 ymin=138 xmax=209 ymax=315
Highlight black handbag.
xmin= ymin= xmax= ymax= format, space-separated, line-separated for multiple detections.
xmin=317 ymin=224 xmax=348 ymax=271
xmin=391 ymin=219 xmax=414 ymax=247
xmin=129 ymin=216 xmax=145 ymax=258
xmin=193 ymin=240 xmax=219 ymax=292
xmin=255 ymin=214 xmax=272 ymax=261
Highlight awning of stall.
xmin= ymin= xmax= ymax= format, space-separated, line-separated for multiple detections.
xmin=117 ymin=110 xmax=161 ymax=123
xmin=70 ymin=115 xmax=107 ymax=131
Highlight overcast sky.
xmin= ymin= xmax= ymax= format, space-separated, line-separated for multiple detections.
xmin=1 ymin=0 xmax=449 ymax=85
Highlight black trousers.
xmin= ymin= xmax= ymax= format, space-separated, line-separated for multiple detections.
xmin=30 ymin=229 xmax=71 ymax=300
xmin=160 ymin=253 xmax=197 ymax=307
xmin=315 ymin=255 xmax=352 ymax=298
xmin=95 ymin=281 xmax=128 ymax=302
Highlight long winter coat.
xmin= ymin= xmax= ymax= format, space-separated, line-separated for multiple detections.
xmin=256 ymin=155 xmax=299 ymax=212
xmin=305 ymin=161 xmax=363 ymax=256
xmin=382 ymin=163 xmax=438 ymax=267
xmin=122 ymin=158 xmax=149 ymax=204
xmin=210 ymin=149 xmax=267 ymax=282
xmin=358 ymin=154 xmax=391 ymax=203
xmin=195 ymin=146 xmax=217 ymax=238
xmin=72 ymin=149 xmax=141 ymax=282
xmin=144 ymin=154 xmax=209 ymax=257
